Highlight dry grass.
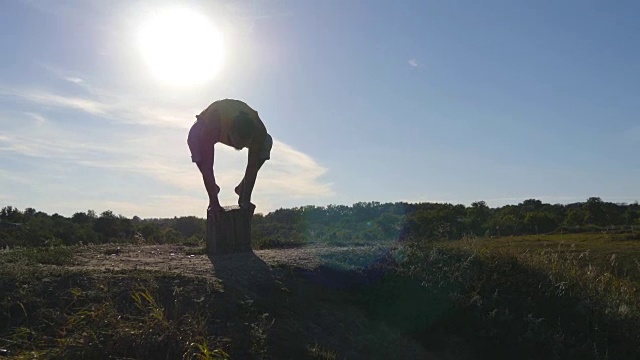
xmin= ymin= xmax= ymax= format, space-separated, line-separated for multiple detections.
xmin=467 ymin=233 xmax=640 ymax=283
xmin=390 ymin=234 xmax=640 ymax=359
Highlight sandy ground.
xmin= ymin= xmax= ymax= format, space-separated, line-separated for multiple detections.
xmin=70 ymin=244 xmax=388 ymax=297
xmin=72 ymin=244 xmax=366 ymax=276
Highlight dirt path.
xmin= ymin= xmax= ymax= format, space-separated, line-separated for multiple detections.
xmin=74 ymin=244 xmax=337 ymax=274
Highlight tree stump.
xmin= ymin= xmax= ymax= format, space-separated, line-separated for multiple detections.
xmin=206 ymin=206 xmax=253 ymax=255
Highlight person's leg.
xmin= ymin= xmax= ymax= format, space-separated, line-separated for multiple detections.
xmin=189 ymin=119 xmax=223 ymax=219
xmin=187 ymin=119 xmax=205 ymax=164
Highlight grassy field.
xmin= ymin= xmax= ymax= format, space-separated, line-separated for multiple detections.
xmin=2 ymin=233 xmax=640 ymax=359
xmin=392 ymin=232 xmax=640 ymax=359
xmin=465 ymin=232 xmax=640 ymax=283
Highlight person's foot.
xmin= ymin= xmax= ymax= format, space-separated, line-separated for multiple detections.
xmin=239 ymin=201 xmax=256 ymax=212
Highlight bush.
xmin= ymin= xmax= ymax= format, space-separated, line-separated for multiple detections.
xmin=252 ymin=236 xmax=305 ymax=250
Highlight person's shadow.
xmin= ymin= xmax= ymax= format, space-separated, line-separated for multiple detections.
xmin=207 ymin=250 xmax=278 ymax=301
xmin=208 ymin=250 xmax=312 ymax=358
xmin=205 ymin=207 xmax=278 ymax=300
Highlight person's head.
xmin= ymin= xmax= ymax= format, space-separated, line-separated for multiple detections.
xmin=229 ymin=111 xmax=256 ymax=150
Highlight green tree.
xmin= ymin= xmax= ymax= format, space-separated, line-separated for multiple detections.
xmin=0 ymin=206 xmax=23 ymax=223
xmin=140 ymin=222 xmax=161 ymax=242
xmin=93 ymin=210 xmax=132 ymax=241
xmin=466 ymin=201 xmax=490 ymax=236
xmin=524 ymin=212 xmax=558 ymax=234
xmin=584 ymin=197 xmax=606 ymax=226
xmin=72 ymin=211 xmax=96 ymax=225
xmin=564 ymin=208 xmax=586 ymax=227
xmin=521 ymin=199 xmax=543 ymax=212
xmin=174 ymin=216 xmax=205 ymax=238
xmin=375 ymin=213 xmax=401 ymax=240
xmin=624 ymin=209 xmax=639 ymax=225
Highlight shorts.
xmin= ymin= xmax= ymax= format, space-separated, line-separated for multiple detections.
xmin=187 ymin=120 xmax=205 ymax=163
xmin=187 ymin=120 xmax=273 ymax=163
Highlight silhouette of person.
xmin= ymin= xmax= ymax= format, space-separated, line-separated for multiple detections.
xmin=188 ymin=99 xmax=272 ymax=222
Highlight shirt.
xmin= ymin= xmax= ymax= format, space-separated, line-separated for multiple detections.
xmin=197 ymin=99 xmax=265 ymax=147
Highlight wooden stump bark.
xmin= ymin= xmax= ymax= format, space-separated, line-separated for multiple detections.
xmin=206 ymin=206 xmax=253 ymax=255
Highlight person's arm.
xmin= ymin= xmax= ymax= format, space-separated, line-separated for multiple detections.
xmin=197 ymin=147 xmax=220 ymax=207
xmin=239 ymin=132 xmax=267 ymax=208
xmin=197 ymin=110 xmax=223 ymax=219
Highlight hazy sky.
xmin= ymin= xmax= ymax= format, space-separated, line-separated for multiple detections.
xmin=1 ymin=0 xmax=639 ymax=217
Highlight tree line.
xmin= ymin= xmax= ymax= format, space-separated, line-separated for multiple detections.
xmin=1 ymin=197 xmax=639 ymax=248
xmin=0 ymin=207 xmax=205 ymax=248
xmin=252 ymin=197 xmax=640 ymax=247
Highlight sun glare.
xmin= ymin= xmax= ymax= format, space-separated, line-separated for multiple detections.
xmin=137 ymin=8 xmax=224 ymax=87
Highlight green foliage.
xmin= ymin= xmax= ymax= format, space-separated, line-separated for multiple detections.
xmin=0 ymin=206 xmax=206 ymax=248
xmin=252 ymin=235 xmax=305 ymax=250
xmin=0 ymin=246 xmax=76 ymax=265
xmin=2 ymin=197 xmax=639 ymax=250
xmin=175 ymin=216 xmax=206 ymax=238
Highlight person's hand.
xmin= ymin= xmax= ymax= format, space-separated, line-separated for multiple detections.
xmin=207 ymin=203 xmax=224 ymax=222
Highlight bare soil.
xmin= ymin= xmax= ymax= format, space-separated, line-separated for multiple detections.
xmin=75 ymin=244 xmax=330 ymax=276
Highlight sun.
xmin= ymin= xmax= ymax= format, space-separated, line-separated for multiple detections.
xmin=137 ymin=8 xmax=224 ymax=87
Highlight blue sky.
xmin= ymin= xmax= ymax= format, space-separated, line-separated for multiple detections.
xmin=1 ymin=0 xmax=639 ymax=218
